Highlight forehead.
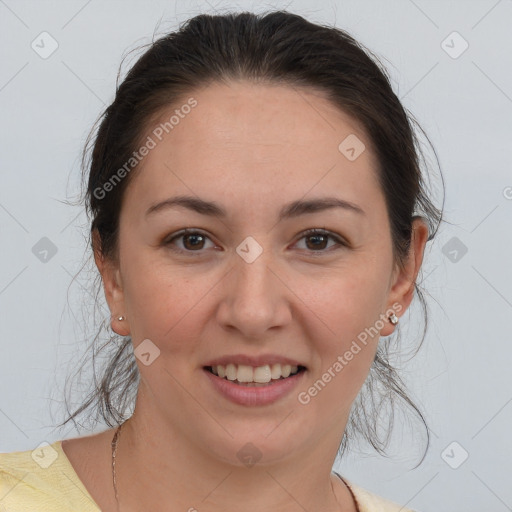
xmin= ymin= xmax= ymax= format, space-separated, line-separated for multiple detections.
xmin=124 ymin=80 xmax=384 ymax=221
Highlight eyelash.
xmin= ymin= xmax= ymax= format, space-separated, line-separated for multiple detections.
xmin=163 ymin=228 xmax=348 ymax=256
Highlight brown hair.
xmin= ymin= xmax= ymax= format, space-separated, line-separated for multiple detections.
xmin=58 ymin=10 xmax=444 ymax=464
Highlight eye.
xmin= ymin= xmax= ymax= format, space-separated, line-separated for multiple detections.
xmin=293 ymin=228 xmax=347 ymax=253
xmin=164 ymin=228 xmax=347 ymax=256
xmin=164 ymin=229 xmax=217 ymax=254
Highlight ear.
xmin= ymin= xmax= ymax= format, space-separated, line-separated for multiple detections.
xmin=92 ymin=229 xmax=130 ymax=336
xmin=379 ymin=217 xmax=429 ymax=337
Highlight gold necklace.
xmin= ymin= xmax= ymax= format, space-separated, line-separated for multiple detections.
xmin=111 ymin=423 xmax=123 ymax=510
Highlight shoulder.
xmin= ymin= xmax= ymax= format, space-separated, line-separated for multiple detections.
xmin=0 ymin=440 xmax=100 ymax=512
xmin=341 ymin=476 xmax=419 ymax=512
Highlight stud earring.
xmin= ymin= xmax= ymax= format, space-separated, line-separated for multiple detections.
xmin=117 ymin=316 xmax=125 ymax=321
xmin=388 ymin=313 xmax=399 ymax=325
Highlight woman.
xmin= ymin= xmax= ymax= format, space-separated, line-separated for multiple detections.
xmin=0 ymin=10 xmax=442 ymax=511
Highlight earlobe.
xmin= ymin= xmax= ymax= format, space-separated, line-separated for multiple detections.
xmin=111 ymin=313 xmax=129 ymax=336
xmin=106 ymin=267 xmax=130 ymax=336
xmin=92 ymin=229 xmax=130 ymax=336
xmin=105 ymin=267 xmax=129 ymax=335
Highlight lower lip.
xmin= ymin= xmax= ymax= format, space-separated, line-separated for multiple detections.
xmin=203 ymin=368 xmax=306 ymax=406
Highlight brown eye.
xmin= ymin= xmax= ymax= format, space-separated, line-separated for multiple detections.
xmin=295 ymin=229 xmax=346 ymax=253
xmin=165 ymin=229 xmax=215 ymax=254
xmin=182 ymin=233 xmax=206 ymax=250
xmin=305 ymin=233 xmax=329 ymax=250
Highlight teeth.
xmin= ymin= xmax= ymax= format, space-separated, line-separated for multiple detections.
xmin=209 ymin=363 xmax=301 ymax=382
xmin=226 ymin=363 xmax=237 ymax=381
xmin=253 ymin=365 xmax=271 ymax=383
xmin=270 ymin=363 xmax=281 ymax=380
xmin=237 ymin=364 xmax=254 ymax=383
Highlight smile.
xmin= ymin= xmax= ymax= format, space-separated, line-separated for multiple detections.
xmin=203 ymin=364 xmax=307 ymax=406
xmin=206 ymin=363 xmax=306 ymax=385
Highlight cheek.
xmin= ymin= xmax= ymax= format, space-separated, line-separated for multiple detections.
xmin=306 ymin=262 xmax=390 ymax=344
xmin=120 ymin=247 xmax=210 ymax=350
xmin=296 ymin=261 xmax=390 ymax=396
xmin=122 ymin=268 xmax=216 ymax=391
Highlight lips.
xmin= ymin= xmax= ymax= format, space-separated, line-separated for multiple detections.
xmin=203 ymin=364 xmax=306 ymax=405
xmin=201 ymin=353 xmax=308 ymax=405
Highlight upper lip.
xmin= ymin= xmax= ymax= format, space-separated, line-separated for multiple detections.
xmin=204 ymin=353 xmax=307 ymax=368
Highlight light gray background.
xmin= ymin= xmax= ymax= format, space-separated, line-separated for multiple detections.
xmin=1 ymin=1 xmax=511 ymax=511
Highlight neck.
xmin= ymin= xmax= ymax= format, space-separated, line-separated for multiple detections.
xmin=113 ymin=399 xmax=347 ymax=511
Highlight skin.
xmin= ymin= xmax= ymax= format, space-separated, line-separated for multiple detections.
xmin=62 ymin=80 xmax=428 ymax=511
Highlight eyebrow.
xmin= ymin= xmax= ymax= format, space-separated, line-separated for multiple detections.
xmin=145 ymin=194 xmax=365 ymax=220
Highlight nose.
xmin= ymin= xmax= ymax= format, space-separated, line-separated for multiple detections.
xmin=215 ymin=247 xmax=292 ymax=339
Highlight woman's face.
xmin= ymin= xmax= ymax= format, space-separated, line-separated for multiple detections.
xmin=99 ymin=80 xmax=425 ymax=467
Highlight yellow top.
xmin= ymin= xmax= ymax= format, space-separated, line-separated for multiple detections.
xmin=0 ymin=441 xmax=416 ymax=511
